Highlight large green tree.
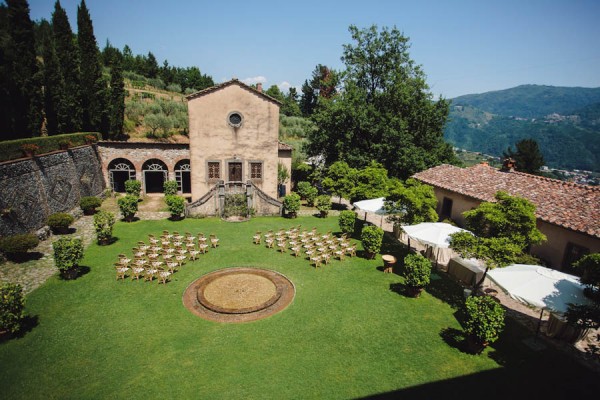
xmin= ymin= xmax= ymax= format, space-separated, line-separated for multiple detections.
xmin=1 ymin=0 xmax=43 ymax=139
xmin=305 ymin=25 xmax=456 ymax=179
xmin=77 ymin=0 xmax=106 ymax=133
xmin=384 ymin=178 xmax=438 ymax=226
xmin=321 ymin=161 xmax=357 ymax=202
xmin=462 ymin=191 xmax=546 ymax=251
xmin=299 ymin=64 xmax=338 ymax=117
xmin=108 ymin=50 xmax=125 ymax=139
xmin=40 ymin=19 xmax=68 ymax=136
xmin=503 ymin=138 xmax=545 ymax=175
xmin=450 ymin=191 xmax=546 ymax=292
xmin=52 ymin=0 xmax=82 ymax=132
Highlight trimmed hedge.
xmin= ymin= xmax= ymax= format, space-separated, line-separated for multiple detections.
xmin=47 ymin=213 xmax=74 ymax=231
xmin=0 ymin=132 xmax=101 ymax=162
xmin=0 ymin=234 xmax=39 ymax=256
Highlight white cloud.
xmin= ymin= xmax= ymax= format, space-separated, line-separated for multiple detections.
xmin=241 ymin=76 xmax=267 ymax=85
xmin=278 ymin=81 xmax=291 ymax=92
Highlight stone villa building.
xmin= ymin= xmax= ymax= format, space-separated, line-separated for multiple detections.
xmin=413 ymin=163 xmax=600 ymax=271
xmin=96 ymin=79 xmax=292 ymax=216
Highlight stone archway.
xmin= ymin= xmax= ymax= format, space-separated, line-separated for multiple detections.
xmin=175 ymin=159 xmax=191 ymax=194
xmin=142 ymin=159 xmax=168 ymax=193
xmin=108 ymin=158 xmax=136 ymax=193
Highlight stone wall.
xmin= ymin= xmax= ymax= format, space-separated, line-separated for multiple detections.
xmin=0 ymin=145 xmax=105 ymax=237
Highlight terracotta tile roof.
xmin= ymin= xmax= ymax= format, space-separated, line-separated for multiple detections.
xmin=413 ymin=164 xmax=600 ymax=238
xmin=185 ymin=79 xmax=282 ymax=105
xmin=278 ymin=142 xmax=293 ymax=151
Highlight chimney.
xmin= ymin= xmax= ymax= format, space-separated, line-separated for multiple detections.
xmin=501 ymin=157 xmax=516 ymax=172
xmin=256 ymin=82 xmax=262 ymax=93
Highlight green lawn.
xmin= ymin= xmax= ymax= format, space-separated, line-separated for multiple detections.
xmin=1 ymin=216 xmax=598 ymax=399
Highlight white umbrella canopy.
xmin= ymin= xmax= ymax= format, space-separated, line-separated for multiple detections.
xmin=353 ymin=197 xmax=386 ymax=215
xmin=487 ymin=264 xmax=591 ymax=314
xmin=402 ymin=222 xmax=469 ymax=248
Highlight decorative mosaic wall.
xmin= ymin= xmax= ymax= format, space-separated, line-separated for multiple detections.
xmin=0 ymin=145 xmax=105 ymax=237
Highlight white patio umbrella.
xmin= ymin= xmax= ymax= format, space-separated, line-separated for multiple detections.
xmin=353 ymin=197 xmax=386 ymax=215
xmin=402 ymin=222 xmax=470 ymax=264
xmin=487 ymin=264 xmax=591 ymax=315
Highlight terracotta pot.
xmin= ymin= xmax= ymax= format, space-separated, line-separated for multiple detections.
xmin=407 ymin=286 xmax=424 ymax=298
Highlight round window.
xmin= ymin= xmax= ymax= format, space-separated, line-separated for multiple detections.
xmin=228 ymin=112 xmax=243 ymax=128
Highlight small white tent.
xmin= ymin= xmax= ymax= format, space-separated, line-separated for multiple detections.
xmin=353 ymin=197 xmax=386 ymax=214
xmin=402 ymin=222 xmax=469 ymax=265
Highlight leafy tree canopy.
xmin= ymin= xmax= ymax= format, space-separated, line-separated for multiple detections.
xmin=321 ymin=161 xmax=357 ymax=201
xmin=385 ymin=178 xmax=438 ymax=225
xmin=462 ymin=191 xmax=546 ymax=251
xmin=305 ymin=25 xmax=456 ymax=179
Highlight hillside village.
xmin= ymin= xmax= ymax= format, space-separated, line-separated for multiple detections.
xmin=1 ymin=1 xmax=600 ymax=398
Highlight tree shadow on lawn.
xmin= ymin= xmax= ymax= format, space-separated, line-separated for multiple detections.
xmin=59 ymin=265 xmax=91 ymax=280
xmin=426 ymin=272 xmax=466 ymax=309
xmin=0 ymin=315 xmax=39 ymax=344
xmin=5 ymin=251 xmax=44 ymax=263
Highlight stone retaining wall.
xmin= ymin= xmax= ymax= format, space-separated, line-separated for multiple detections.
xmin=0 ymin=145 xmax=105 ymax=237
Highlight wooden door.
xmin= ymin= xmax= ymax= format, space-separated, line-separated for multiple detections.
xmin=228 ymin=162 xmax=242 ymax=182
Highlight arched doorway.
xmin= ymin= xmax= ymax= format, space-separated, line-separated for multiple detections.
xmin=142 ymin=159 xmax=168 ymax=193
xmin=175 ymin=159 xmax=191 ymax=194
xmin=108 ymin=158 xmax=136 ymax=193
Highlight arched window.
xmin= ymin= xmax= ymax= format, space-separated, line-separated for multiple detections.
xmin=108 ymin=158 xmax=135 ymax=193
xmin=175 ymin=159 xmax=191 ymax=194
xmin=142 ymin=159 xmax=168 ymax=193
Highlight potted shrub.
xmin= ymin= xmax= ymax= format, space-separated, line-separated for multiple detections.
xmin=0 ymin=234 xmax=39 ymax=261
xmin=93 ymin=210 xmax=115 ymax=245
xmin=402 ymin=253 xmax=432 ymax=297
xmin=47 ymin=213 xmax=75 ymax=234
xmin=21 ymin=143 xmax=39 ymax=157
xmin=464 ymin=295 xmax=505 ymax=354
xmin=52 ymin=237 xmax=84 ymax=280
xmin=163 ymin=180 xmax=178 ymax=196
xmin=565 ymin=254 xmax=600 ymax=342
xmin=0 ymin=282 xmax=26 ymax=336
xmin=80 ymin=196 xmax=102 ymax=215
xmin=338 ymin=210 xmax=357 ymax=236
xmin=117 ymin=195 xmax=139 ymax=222
xmin=165 ymin=195 xmax=185 ymax=220
xmin=316 ymin=195 xmax=332 ymax=218
xmin=305 ymin=186 xmax=318 ymax=207
xmin=282 ymin=192 xmax=301 ymax=218
xmin=296 ymin=181 xmax=312 ymax=200
xmin=124 ymin=179 xmax=142 ymax=197
xmin=361 ymin=225 xmax=384 ymax=259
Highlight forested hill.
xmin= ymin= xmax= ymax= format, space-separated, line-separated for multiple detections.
xmin=444 ymin=85 xmax=600 ymax=172
xmin=451 ymin=85 xmax=600 ymax=118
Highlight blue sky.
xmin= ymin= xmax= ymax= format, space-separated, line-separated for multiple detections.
xmin=28 ymin=0 xmax=600 ymax=98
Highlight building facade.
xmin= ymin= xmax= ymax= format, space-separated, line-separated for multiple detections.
xmin=413 ymin=163 xmax=600 ymax=271
xmin=187 ymin=79 xmax=285 ymax=201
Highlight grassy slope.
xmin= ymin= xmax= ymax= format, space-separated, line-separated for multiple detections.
xmin=1 ymin=217 xmax=598 ymax=399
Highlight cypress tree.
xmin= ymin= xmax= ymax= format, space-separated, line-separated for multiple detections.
xmin=4 ymin=0 xmax=43 ymax=138
xmin=40 ymin=19 xmax=68 ymax=136
xmin=108 ymin=51 xmax=125 ymax=139
xmin=0 ymin=5 xmax=13 ymax=138
xmin=77 ymin=0 xmax=106 ymax=133
xmin=52 ymin=0 xmax=82 ymax=132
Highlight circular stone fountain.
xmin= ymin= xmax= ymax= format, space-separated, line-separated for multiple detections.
xmin=183 ymin=268 xmax=295 ymax=323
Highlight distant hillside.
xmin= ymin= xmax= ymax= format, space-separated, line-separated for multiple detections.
xmin=444 ymin=85 xmax=600 ymax=172
xmin=452 ymin=85 xmax=600 ymax=118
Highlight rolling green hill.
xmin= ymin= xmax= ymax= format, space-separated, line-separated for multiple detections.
xmin=444 ymin=86 xmax=600 ymax=172
xmin=451 ymin=85 xmax=600 ymax=118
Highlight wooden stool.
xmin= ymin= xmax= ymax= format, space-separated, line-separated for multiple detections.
xmin=382 ymin=254 xmax=396 ymax=273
